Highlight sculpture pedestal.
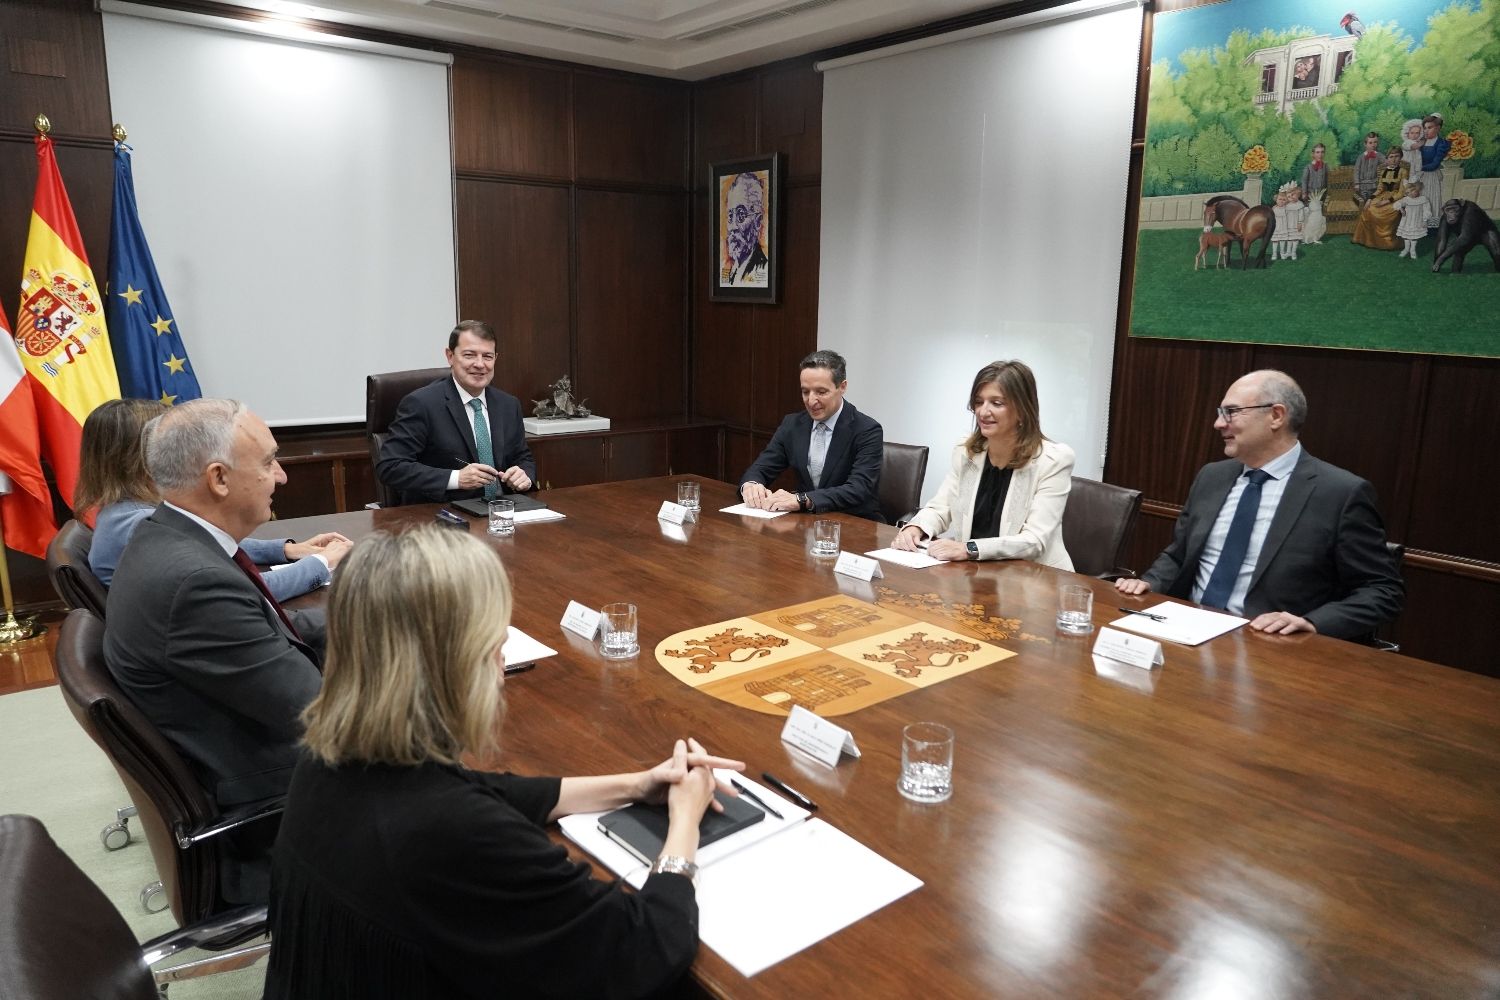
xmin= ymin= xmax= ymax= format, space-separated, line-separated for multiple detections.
xmin=524 ymin=416 xmax=612 ymax=436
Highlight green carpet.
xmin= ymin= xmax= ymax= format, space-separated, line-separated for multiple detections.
xmin=0 ymin=685 xmax=266 ymax=998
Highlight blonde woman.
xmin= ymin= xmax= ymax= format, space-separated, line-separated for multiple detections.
xmin=892 ymin=360 xmax=1074 ymax=568
xmin=263 ymin=527 xmax=743 ymax=999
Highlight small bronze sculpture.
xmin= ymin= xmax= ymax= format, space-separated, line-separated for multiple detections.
xmin=532 ymin=375 xmax=592 ymax=419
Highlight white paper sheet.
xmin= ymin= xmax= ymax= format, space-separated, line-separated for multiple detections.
xmin=1108 ymin=602 xmax=1246 ymax=646
xmin=501 ymin=627 xmax=557 ymax=666
xmin=864 ymin=546 xmax=944 ymax=569
xmin=718 ymin=503 xmax=788 ymax=519
xmin=513 ymin=509 xmax=567 ymax=524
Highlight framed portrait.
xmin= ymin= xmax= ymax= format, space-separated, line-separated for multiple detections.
xmin=710 ymin=154 xmax=783 ymax=304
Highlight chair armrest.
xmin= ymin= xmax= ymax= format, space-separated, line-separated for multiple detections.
xmin=140 ymin=904 xmax=267 ymax=964
xmin=1097 ymin=568 xmax=1135 ymax=582
xmin=174 ymin=798 xmax=284 ymax=849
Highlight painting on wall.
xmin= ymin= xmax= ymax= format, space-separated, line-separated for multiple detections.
xmin=710 ymin=154 xmax=783 ymax=304
xmin=1129 ymin=0 xmax=1500 ymax=358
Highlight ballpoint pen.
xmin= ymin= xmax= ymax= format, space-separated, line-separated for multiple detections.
xmin=760 ymin=772 xmax=817 ymax=811
xmin=729 ymin=777 xmax=784 ymax=820
xmin=1116 ymin=607 xmax=1166 ymax=622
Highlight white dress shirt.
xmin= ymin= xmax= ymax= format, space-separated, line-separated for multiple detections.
xmin=1191 ymin=443 xmax=1302 ymax=615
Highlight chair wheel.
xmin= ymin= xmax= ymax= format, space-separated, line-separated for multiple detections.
xmin=141 ymin=880 xmax=168 ymax=913
xmin=101 ymin=821 xmax=132 ymax=850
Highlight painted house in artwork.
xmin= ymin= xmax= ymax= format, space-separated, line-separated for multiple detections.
xmin=1247 ymin=33 xmax=1359 ymax=114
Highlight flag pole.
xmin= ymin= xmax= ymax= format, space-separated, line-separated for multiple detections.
xmin=0 ymin=474 xmax=44 ymax=644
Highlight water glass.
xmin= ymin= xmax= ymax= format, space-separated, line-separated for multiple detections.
xmin=899 ymin=722 xmax=954 ymax=803
xmin=811 ymin=519 xmax=841 ymax=558
xmin=599 ymin=602 xmax=639 ymax=660
xmin=1056 ymin=583 xmax=1094 ymax=634
xmin=676 ymin=481 xmax=701 ymax=513
xmin=488 ymin=499 xmax=515 ymax=536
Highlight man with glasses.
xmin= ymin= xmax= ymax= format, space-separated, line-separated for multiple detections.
xmin=1116 ymin=370 xmax=1402 ymax=640
xmin=376 ymin=320 xmax=536 ymax=505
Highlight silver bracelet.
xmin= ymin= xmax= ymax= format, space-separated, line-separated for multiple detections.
xmin=652 ymin=854 xmax=699 ymax=881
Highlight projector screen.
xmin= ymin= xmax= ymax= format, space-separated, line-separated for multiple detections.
xmin=818 ymin=4 xmax=1142 ymax=500
xmin=100 ymin=3 xmax=457 ymax=425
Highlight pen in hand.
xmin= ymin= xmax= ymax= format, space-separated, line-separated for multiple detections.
xmin=1116 ymin=607 xmax=1166 ymax=622
xmin=729 ymin=777 xmax=784 ymax=820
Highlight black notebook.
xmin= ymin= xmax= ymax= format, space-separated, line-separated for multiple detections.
xmin=451 ymin=493 xmax=549 ymax=517
xmin=597 ymin=793 xmax=766 ymax=867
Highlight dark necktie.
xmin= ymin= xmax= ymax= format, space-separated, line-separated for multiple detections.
xmin=1200 ymin=469 xmax=1272 ymax=610
xmin=232 ymin=547 xmax=303 ymax=642
xmin=469 ymin=398 xmax=497 ymax=500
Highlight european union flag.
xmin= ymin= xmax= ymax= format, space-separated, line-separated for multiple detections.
xmin=106 ymin=141 xmax=202 ymax=405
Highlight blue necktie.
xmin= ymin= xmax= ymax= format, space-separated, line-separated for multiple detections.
xmin=469 ymin=398 xmax=497 ymax=500
xmin=1200 ymin=469 xmax=1272 ymax=610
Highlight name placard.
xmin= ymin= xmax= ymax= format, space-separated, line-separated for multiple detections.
xmin=833 ymin=551 xmax=884 ymax=581
xmin=780 ymin=704 xmax=861 ymax=767
xmin=1093 ymin=626 xmax=1164 ymax=670
xmin=560 ymin=600 xmax=602 ymax=640
xmin=657 ymin=500 xmax=690 ymax=525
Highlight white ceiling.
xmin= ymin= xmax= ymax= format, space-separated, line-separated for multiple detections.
xmin=234 ymin=0 xmax=1015 ymax=79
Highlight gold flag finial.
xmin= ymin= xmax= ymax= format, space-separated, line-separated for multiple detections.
xmin=113 ymin=123 xmax=128 ymax=143
xmin=34 ymin=113 xmax=51 ymax=136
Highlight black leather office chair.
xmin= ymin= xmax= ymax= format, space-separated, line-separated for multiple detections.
xmin=53 ymin=609 xmax=282 ymax=946
xmin=1061 ymin=477 xmax=1143 ymax=578
xmin=365 ymin=367 xmax=448 ymax=507
xmin=878 ymin=442 xmax=929 ymax=526
xmin=45 ymin=519 xmax=107 ymax=619
xmin=0 ymin=814 xmax=267 ymax=999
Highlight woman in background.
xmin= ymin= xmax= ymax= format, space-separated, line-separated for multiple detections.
xmin=892 ymin=360 xmax=1074 ymax=568
xmin=263 ymin=526 xmax=742 ymax=999
xmin=73 ymin=397 xmax=347 ymax=595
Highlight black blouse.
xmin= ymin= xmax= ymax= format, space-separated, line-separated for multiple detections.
xmin=970 ymin=461 xmax=1014 ymax=540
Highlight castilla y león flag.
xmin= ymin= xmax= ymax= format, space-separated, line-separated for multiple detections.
xmin=14 ymin=132 xmax=121 ymax=512
xmin=0 ymin=298 xmax=55 ymax=559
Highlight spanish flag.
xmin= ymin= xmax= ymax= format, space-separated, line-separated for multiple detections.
xmin=0 ymin=299 xmax=55 ymax=559
xmin=13 ymin=133 xmax=120 ymax=511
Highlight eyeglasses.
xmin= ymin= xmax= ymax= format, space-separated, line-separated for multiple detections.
xmin=1216 ymin=403 xmax=1275 ymax=421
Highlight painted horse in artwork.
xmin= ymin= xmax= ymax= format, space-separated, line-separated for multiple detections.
xmin=1203 ymin=195 xmax=1275 ymax=270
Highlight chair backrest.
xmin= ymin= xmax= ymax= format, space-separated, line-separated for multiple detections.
xmin=53 ymin=609 xmax=224 ymax=927
xmin=878 ymin=442 xmax=929 ymax=526
xmin=1061 ymin=477 xmax=1143 ymax=578
xmin=0 ymin=814 xmax=158 ymax=1000
xmin=366 ymin=367 xmax=449 ymax=507
xmin=45 ymin=520 xmax=108 ymax=618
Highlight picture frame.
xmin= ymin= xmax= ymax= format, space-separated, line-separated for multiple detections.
xmin=709 ymin=153 xmax=783 ymax=304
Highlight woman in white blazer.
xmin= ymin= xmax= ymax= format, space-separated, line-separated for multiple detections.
xmin=892 ymin=360 xmax=1074 ymax=569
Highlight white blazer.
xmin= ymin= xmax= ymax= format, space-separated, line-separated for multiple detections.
xmin=907 ymin=438 xmax=1075 ymax=570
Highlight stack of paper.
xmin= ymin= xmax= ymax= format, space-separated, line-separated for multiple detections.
xmin=513 ymin=509 xmax=566 ymax=525
xmin=1109 ymin=602 xmax=1246 ymax=646
xmin=719 ymin=503 xmax=787 ymax=519
xmin=864 ymin=546 xmax=944 ymax=569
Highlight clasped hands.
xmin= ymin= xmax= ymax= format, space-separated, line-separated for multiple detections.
xmin=740 ymin=482 xmax=801 ymax=512
xmin=1113 ymin=577 xmax=1316 ymax=634
xmin=459 ymin=463 xmax=532 ymax=492
xmin=891 ymin=525 xmax=969 ymax=561
xmin=286 ymin=531 xmax=354 ymax=569
xmin=638 ymin=737 xmax=744 ymax=815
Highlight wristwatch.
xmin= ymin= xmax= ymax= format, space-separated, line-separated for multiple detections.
xmin=653 ymin=855 xmax=699 ymax=883
xmin=966 ymin=541 xmax=979 ymax=560
xmin=798 ymin=492 xmax=811 ymax=512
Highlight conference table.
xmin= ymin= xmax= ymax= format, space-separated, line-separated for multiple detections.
xmin=256 ymin=476 xmax=1500 ymax=998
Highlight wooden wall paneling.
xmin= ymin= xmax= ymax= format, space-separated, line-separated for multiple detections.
xmin=724 ymin=429 xmax=760 ymax=485
xmin=456 ymin=180 xmax=572 ymax=403
xmin=1 ymin=140 xmax=113 ymax=321
xmin=667 ymin=425 xmax=724 ymax=479
xmin=690 ymin=193 xmax=754 ymax=426
xmin=573 ymin=72 xmax=689 ymax=188
xmin=759 ymin=64 xmax=822 ymax=184
xmin=451 ymin=56 xmax=571 ymax=180
xmin=607 ymin=431 xmax=670 ymax=481
xmin=0 ymin=0 xmax=112 ymax=139
xmin=1405 ymin=358 xmax=1500 ymax=563
xmin=751 ymin=182 xmax=820 ymax=430
xmin=343 ymin=456 xmax=376 ymax=510
xmin=575 ymin=190 xmax=687 ymax=421
xmin=532 ymin=435 xmax=607 ymax=490
xmin=692 ymin=76 xmax=759 ymax=183
xmin=1391 ymin=566 xmax=1500 ymax=677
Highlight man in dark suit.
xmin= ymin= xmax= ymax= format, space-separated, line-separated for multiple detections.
xmin=1117 ymin=370 xmax=1402 ymax=640
xmin=739 ymin=349 xmax=885 ymax=521
xmin=105 ymin=398 xmax=330 ymax=903
xmin=376 ymin=320 xmax=537 ymax=505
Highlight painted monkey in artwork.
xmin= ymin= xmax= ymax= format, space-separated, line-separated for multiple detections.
xmin=1431 ymin=199 xmax=1500 ymax=274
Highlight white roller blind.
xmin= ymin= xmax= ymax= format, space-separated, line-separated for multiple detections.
xmin=818 ymin=5 xmax=1142 ymax=498
xmin=101 ymin=4 xmax=457 ymax=425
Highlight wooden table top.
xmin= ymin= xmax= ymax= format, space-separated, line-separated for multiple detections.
xmin=255 ymin=476 xmax=1500 ymax=999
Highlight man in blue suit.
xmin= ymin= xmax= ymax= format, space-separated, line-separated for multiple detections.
xmin=739 ymin=350 xmax=885 ymax=521
xmin=376 ymin=320 xmax=537 ymax=505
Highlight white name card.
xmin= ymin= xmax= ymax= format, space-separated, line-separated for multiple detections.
xmin=1093 ymin=626 xmax=1164 ymax=670
xmin=780 ymin=704 xmax=861 ymax=767
xmin=833 ymin=550 xmax=884 ymax=581
xmin=560 ymin=600 xmax=602 ymax=640
xmin=657 ymin=500 xmax=690 ymax=524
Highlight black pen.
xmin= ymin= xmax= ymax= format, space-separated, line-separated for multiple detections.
xmin=502 ymin=661 xmax=535 ymax=676
xmin=729 ymin=777 xmax=784 ymax=820
xmin=761 ymin=772 xmax=817 ymax=811
xmin=1116 ymin=607 xmax=1166 ymax=622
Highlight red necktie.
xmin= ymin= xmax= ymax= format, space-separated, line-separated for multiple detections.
xmin=232 ymin=547 xmax=303 ymax=642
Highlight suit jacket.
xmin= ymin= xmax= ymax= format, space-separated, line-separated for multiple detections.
xmin=1141 ymin=451 xmax=1403 ymax=640
xmin=907 ymin=439 xmax=1075 ymax=570
xmin=103 ymin=505 xmax=322 ymax=903
xmin=376 ymin=377 xmax=537 ymax=506
xmin=740 ymin=401 xmax=884 ymax=521
xmin=264 ymin=760 xmax=697 ymax=1000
